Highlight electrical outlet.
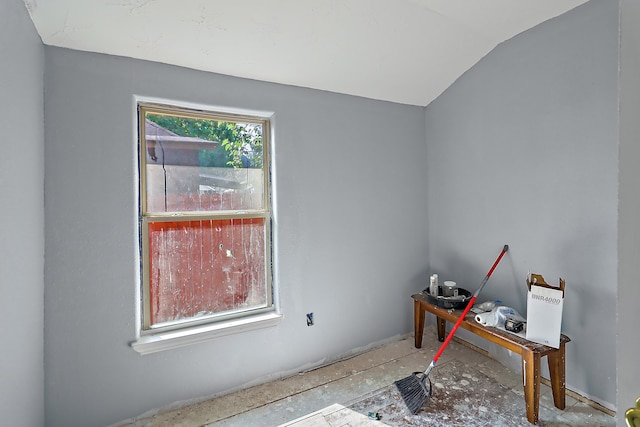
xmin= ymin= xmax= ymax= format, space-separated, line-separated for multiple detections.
xmin=306 ymin=312 xmax=314 ymax=326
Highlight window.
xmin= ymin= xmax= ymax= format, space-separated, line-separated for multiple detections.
xmin=134 ymin=100 xmax=276 ymax=352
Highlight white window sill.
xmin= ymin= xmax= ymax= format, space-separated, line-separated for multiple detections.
xmin=131 ymin=311 xmax=283 ymax=355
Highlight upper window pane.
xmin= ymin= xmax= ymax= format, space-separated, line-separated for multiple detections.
xmin=143 ymin=112 xmax=265 ymax=213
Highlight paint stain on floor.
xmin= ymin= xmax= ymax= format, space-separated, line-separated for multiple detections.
xmin=349 ymin=360 xmax=528 ymax=426
xmin=347 ymin=359 xmax=614 ymax=427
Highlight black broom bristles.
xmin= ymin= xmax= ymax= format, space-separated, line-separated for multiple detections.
xmin=394 ymin=372 xmax=432 ymax=414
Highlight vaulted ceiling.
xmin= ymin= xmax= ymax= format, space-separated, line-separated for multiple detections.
xmin=24 ymin=0 xmax=589 ymax=106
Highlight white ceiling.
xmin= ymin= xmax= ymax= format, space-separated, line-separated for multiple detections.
xmin=24 ymin=0 xmax=589 ymax=106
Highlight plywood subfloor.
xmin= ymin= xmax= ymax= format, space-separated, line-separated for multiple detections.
xmin=117 ymin=327 xmax=615 ymax=427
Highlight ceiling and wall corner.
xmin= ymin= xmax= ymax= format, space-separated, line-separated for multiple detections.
xmin=23 ymin=0 xmax=589 ymax=107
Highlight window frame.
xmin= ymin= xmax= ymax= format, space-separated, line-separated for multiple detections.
xmin=133 ymin=98 xmax=278 ymax=353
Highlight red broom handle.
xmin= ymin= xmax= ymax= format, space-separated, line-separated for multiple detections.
xmin=431 ymin=245 xmax=508 ymax=364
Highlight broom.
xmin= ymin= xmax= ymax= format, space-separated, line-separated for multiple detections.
xmin=395 ymin=244 xmax=509 ymax=414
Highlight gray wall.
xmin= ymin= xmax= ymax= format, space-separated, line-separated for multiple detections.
xmin=43 ymin=48 xmax=428 ymax=426
xmin=0 ymin=0 xmax=45 ymax=426
xmin=424 ymin=0 xmax=618 ymax=408
xmin=618 ymin=0 xmax=640 ymax=424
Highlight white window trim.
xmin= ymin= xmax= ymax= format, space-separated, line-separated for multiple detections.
xmin=131 ymin=311 xmax=283 ymax=355
xmin=131 ymin=95 xmax=280 ymax=354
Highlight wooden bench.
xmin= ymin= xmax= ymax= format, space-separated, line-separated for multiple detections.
xmin=412 ymin=293 xmax=570 ymax=425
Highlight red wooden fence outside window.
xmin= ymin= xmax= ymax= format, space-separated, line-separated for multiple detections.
xmin=148 ymin=217 xmax=267 ymax=326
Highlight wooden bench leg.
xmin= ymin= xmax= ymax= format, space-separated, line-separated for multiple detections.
xmin=522 ymin=349 xmax=541 ymax=424
xmin=414 ymin=299 xmax=425 ymax=348
xmin=437 ymin=316 xmax=446 ymax=342
xmin=547 ymin=341 xmax=567 ymax=410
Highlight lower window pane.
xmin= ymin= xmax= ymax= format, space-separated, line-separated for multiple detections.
xmin=147 ymin=218 xmax=267 ymax=327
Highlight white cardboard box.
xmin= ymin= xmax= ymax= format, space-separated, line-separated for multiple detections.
xmin=525 ymin=274 xmax=565 ymax=348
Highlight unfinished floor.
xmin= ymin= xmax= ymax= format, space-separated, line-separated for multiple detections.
xmin=117 ymin=327 xmax=615 ymax=427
